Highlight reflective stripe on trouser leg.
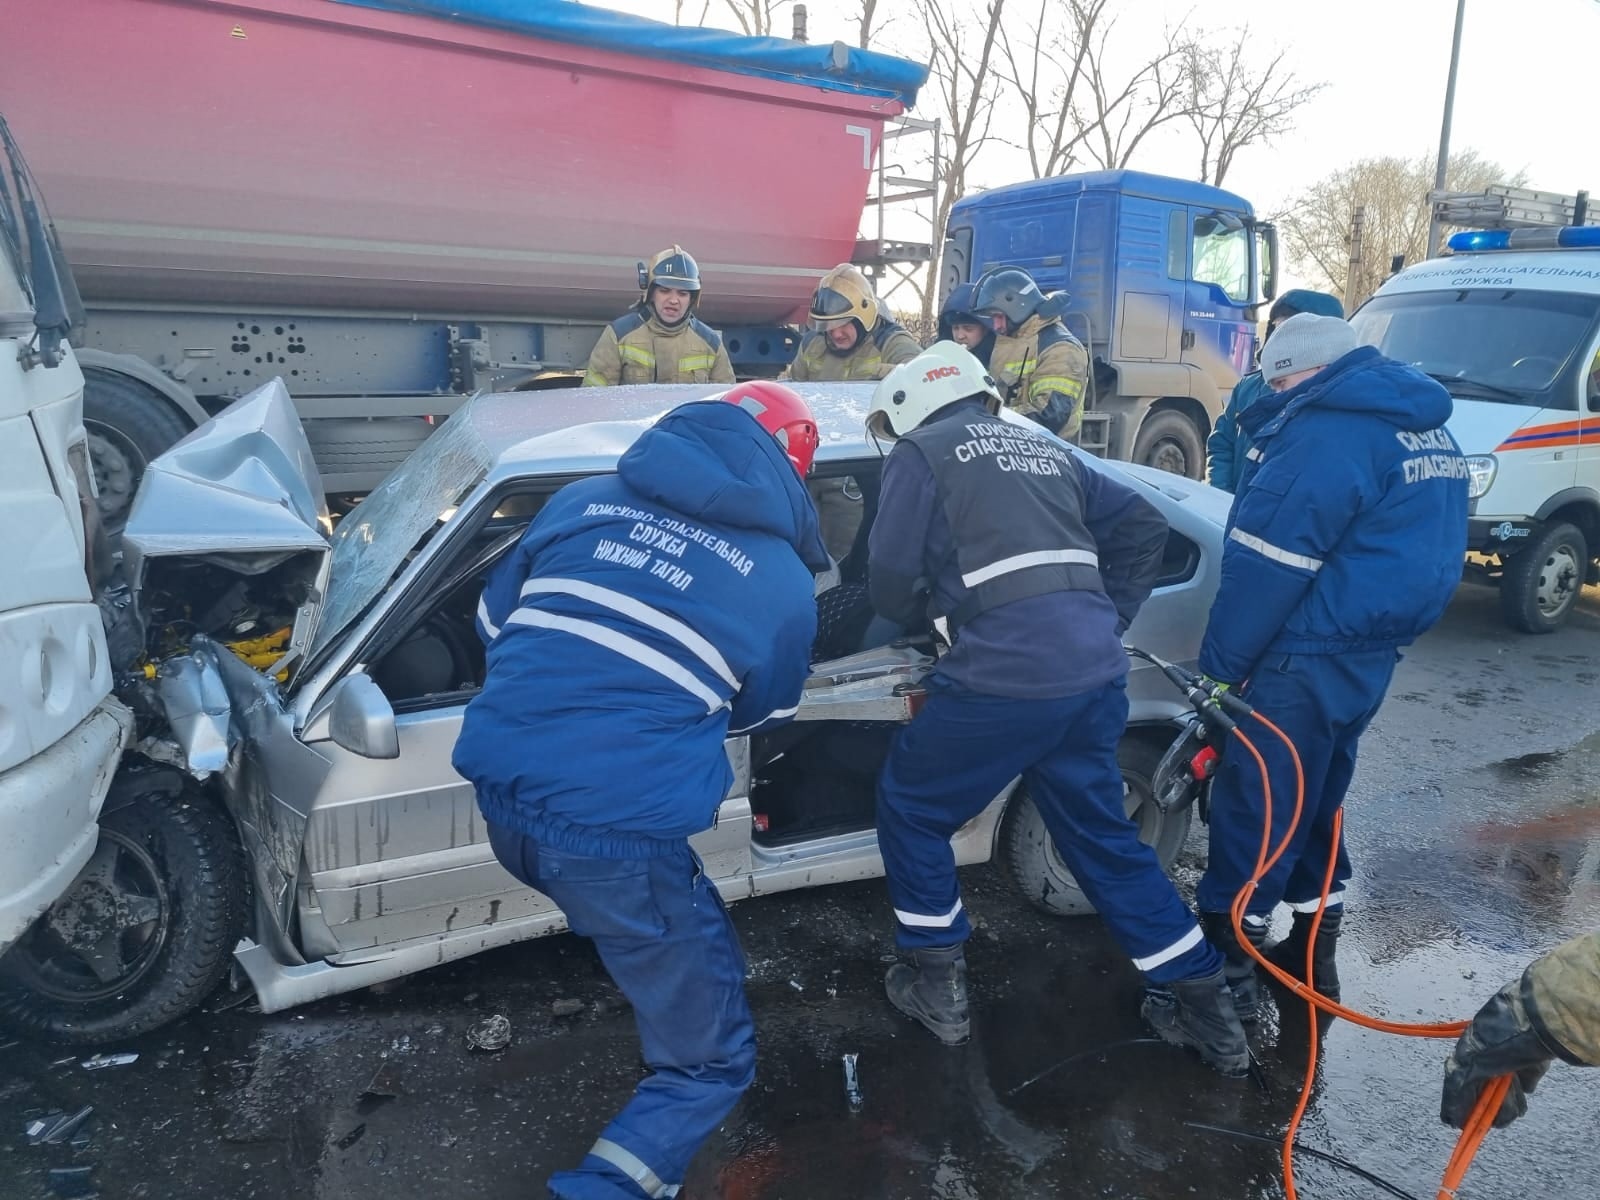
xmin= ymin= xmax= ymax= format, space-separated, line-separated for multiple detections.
xmin=1197 ymin=649 xmax=1397 ymax=918
xmin=535 ymin=843 xmax=755 ymax=1200
xmin=1020 ymin=678 xmax=1220 ymax=984
xmin=589 ymin=1140 xmax=678 ymax=1199
xmin=876 ymin=686 xmax=1080 ymax=950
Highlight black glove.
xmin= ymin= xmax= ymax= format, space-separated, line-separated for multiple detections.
xmin=1440 ymin=975 xmax=1562 ymax=1129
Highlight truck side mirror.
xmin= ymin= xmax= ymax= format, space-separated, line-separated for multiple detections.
xmin=317 ymin=673 xmax=400 ymax=759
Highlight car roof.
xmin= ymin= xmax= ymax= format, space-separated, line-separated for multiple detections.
xmin=460 ymin=382 xmax=884 ymax=483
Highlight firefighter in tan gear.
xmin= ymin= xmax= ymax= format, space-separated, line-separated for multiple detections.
xmin=785 ymin=264 xmax=921 ymax=382
xmin=583 ymin=246 xmax=736 ymax=387
xmin=971 ymin=267 xmax=1089 ymax=440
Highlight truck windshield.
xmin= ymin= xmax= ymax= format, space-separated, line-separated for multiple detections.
xmin=0 ymin=124 xmax=34 ymax=331
xmin=1192 ymin=219 xmax=1250 ymax=304
xmin=0 ymin=114 xmax=82 ymax=360
xmin=1350 ymin=289 xmax=1600 ymax=409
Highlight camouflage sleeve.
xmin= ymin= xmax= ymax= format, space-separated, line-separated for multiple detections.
xmin=1027 ymin=336 xmax=1089 ymax=438
xmin=711 ymin=340 xmax=736 ymax=384
xmin=583 ymin=326 xmax=621 ymax=387
xmin=876 ymin=328 xmax=924 ymax=376
xmin=1525 ymin=930 xmax=1600 ymax=1065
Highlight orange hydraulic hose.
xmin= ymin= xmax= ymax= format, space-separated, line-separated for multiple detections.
xmin=1220 ymin=713 xmax=1510 ymax=1199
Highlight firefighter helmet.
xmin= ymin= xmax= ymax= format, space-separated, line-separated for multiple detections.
xmin=637 ymin=246 xmax=703 ymax=301
xmin=808 ymin=264 xmax=880 ymax=340
xmin=718 ymin=380 xmax=820 ymax=476
xmin=971 ymin=266 xmax=1046 ymax=332
xmin=866 ymin=341 xmax=1002 ymax=442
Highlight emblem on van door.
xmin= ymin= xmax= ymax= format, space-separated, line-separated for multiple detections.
xmin=1493 ymin=522 xmax=1531 ymax=540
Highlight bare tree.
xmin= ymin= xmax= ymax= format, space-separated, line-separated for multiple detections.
xmin=1282 ymin=150 xmax=1528 ymax=305
xmin=994 ymin=0 xmax=1098 ymax=179
xmin=720 ymin=0 xmax=790 ymax=37
xmin=673 ymin=0 xmax=713 ymax=27
xmin=908 ymin=0 xmax=1008 ymax=323
xmin=855 ymin=0 xmax=882 ymax=49
xmin=1182 ymin=29 xmax=1326 ymax=188
xmin=1076 ymin=14 xmax=1189 ymax=170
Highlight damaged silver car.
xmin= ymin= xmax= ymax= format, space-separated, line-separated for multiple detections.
xmin=0 ymin=378 xmax=1231 ymax=1044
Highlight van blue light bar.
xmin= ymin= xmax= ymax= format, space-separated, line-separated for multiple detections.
xmin=1448 ymin=226 xmax=1600 ymax=253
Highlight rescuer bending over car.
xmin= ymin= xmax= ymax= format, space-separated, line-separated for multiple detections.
xmin=453 ymin=382 xmax=827 ymax=1200
xmin=862 ymin=341 xmax=1250 ymax=1076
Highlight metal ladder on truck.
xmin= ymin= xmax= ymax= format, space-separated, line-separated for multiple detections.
xmin=1430 ymin=184 xmax=1598 ymax=232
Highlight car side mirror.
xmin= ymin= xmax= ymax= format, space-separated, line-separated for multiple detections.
xmin=321 ymin=674 xmax=400 ymax=759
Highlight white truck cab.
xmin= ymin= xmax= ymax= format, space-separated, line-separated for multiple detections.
xmin=1351 ymin=225 xmax=1600 ymax=632
xmin=0 ymin=118 xmax=132 ymax=955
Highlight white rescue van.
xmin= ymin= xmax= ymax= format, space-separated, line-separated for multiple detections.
xmin=1351 ymin=226 xmax=1600 ymax=632
xmin=0 ymin=118 xmax=132 ymax=955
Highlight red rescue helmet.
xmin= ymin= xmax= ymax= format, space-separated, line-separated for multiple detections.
xmin=718 ymin=381 xmax=820 ymax=477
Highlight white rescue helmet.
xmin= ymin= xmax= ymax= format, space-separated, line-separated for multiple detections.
xmin=866 ymin=341 xmax=1004 ymax=442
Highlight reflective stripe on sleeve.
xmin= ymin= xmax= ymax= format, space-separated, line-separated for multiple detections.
xmin=1227 ymin=527 xmax=1323 ymax=573
xmin=519 ymin=577 xmax=737 ymax=689
xmin=475 ymin=595 xmax=502 ymax=640
xmin=1029 ymin=375 xmax=1085 ymax=400
xmin=893 ymin=899 xmax=965 ymax=929
xmin=1130 ymin=924 xmax=1205 ymax=972
xmin=677 ymin=353 xmax=717 ymax=373
xmin=589 ymin=1138 xmax=679 ymax=1199
xmin=619 ymin=344 xmax=656 ymax=368
xmin=961 ymin=548 xmax=1100 ymax=589
xmin=729 ymin=705 xmax=800 ymax=735
xmin=504 ymin=609 xmax=729 ymax=713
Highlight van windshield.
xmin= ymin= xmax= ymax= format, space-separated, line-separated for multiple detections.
xmin=1350 ymin=289 xmax=1600 ymax=409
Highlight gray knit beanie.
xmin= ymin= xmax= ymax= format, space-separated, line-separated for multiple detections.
xmin=1261 ymin=313 xmax=1359 ymax=386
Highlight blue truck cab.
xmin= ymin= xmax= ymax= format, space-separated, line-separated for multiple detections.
xmin=943 ymin=170 xmax=1278 ymax=478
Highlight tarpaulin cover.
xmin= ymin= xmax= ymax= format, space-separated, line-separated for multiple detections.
xmin=330 ymin=0 xmax=927 ymax=106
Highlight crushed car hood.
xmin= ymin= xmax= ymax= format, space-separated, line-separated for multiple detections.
xmin=122 ymin=378 xmax=332 ymax=663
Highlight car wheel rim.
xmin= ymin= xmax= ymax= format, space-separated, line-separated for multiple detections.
xmin=7 ymin=829 xmax=172 ymax=1003
xmin=1534 ymin=543 xmax=1581 ymax=616
xmin=85 ymin=422 xmax=146 ymax=530
xmin=1044 ymin=773 xmax=1159 ymax=883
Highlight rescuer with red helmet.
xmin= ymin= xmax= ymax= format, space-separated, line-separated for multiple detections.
xmin=454 ymin=383 xmax=827 ymax=1200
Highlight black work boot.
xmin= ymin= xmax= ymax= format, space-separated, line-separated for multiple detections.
xmin=1141 ymin=969 xmax=1251 ymax=1078
xmin=1266 ymin=909 xmax=1343 ymax=1003
xmin=885 ymin=945 xmax=970 ymax=1045
xmin=1199 ymin=912 xmax=1268 ymax=1024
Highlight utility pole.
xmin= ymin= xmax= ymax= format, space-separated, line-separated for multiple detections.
xmin=1345 ymin=205 xmax=1367 ymax=311
xmin=792 ymin=3 xmax=808 ymax=42
xmin=1426 ymin=0 xmax=1468 ymax=259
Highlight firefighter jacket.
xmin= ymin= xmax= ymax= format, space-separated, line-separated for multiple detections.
xmin=583 ymin=307 xmax=736 ymax=387
xmin=454 ymin=401 xmax=827 ymax=857
xmin=786 ymin=318 xmax=921 ymax=382
xmin=989 ymin=315 xmax=1088 ymax=440
xmin=1198 ymin=346 xmax=1469 ymax=685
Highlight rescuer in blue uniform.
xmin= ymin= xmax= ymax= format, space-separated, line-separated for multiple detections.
xmin=864 ymin=341 xmax=1250 ymax=1076
xmin=1194 ymin=314 xmax=1470 ymax=1022
xmin=453 ymin=382 xmax=827 ymax=1200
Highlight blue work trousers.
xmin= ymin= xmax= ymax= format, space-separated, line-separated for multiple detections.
xmin=487 ymin=825 xmax=756 ymax=1200
xmin=876 ymin=677 xmax=1219 ymax=984
xmin=1196 ymin=648 xmax=1399 ymax=921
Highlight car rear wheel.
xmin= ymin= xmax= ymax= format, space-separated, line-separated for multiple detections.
xmin=1499 ymin=521 xmax=1588 ymax=634
xmin=0 ymin=778 xmax=247 ymax=1044
xmin=1001 ymin=731 xmax=1192 ymax=918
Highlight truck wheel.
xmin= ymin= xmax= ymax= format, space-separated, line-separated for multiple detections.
xmin=1499 ymin=521 xmax=1589 ymax=634
xmin=1001 ymin=733 xmax=1192 ymax=918
xmin=1132 ymin=410 xmax=1205 ymax=479
xmin=82 ymin=369 xmax=193 ymax=536
xmin=0 ymin=783 xmax=247 ymax=1045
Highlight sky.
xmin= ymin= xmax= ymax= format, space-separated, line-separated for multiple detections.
xmin=601 ymin=0 xmax=1600 ymax=292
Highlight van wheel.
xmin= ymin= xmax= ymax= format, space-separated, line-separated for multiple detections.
xmin=0 ymin=782 xmax=247 ymax=1045
xmin=1499 ymin=521 xmax=1588 ymax=634
xmin=1132 ymin=410 xmax=1205 ymax=479
xmin=1002 ymin=733 xmax=1192 ymax=918
xmin=82 ymin=369 xmax=193 ymax=537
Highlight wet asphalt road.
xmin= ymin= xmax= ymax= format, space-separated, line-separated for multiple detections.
xmin=4 ymin=581 xmax=1600 ymax=1200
